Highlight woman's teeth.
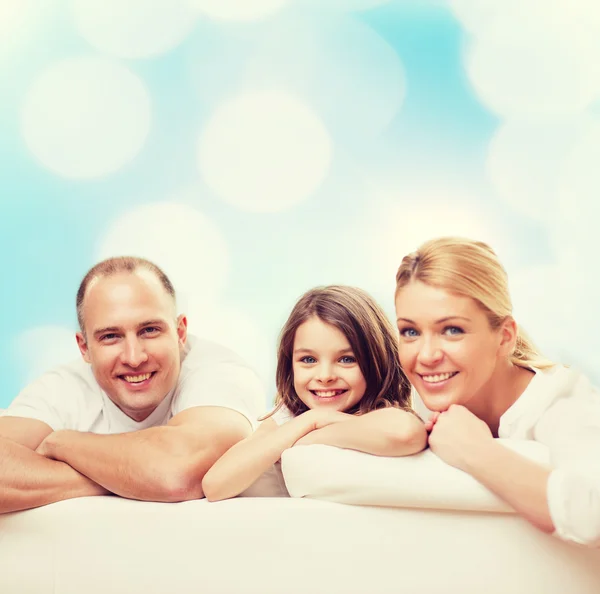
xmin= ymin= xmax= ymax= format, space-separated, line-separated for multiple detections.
xmin=421 ymin=372 xmax=457 ymax=384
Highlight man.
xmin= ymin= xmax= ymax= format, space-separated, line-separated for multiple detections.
xmin=0 ymin=256 xmax=264 ymax=513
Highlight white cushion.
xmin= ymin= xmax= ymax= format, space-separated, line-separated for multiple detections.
xmin=281 ymin=439 xmax=550 ymax=513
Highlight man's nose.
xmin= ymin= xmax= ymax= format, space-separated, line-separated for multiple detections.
xmin=120 ymin=337 xmax=149 ymax=368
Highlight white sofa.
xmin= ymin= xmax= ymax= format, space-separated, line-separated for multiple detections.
xmin=1 ymin=441 xmax=600 ymax=594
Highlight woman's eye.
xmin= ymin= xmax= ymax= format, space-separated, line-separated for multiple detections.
xmin=399 ymin=327 xmax=419 ymax=339
xmin=339 ymin=356 xmax=356 ymax=364
xmin=443 ymin=326 xmax=464 ymax=336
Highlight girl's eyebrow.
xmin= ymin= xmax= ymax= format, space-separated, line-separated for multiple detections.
xmin=293 ymin=347 xmax=354 ymax=354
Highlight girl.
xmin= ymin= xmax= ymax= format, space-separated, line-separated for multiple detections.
xmin=202 ymin=285 xmax=427 ymax=501
xmin=394 ymin=236 xmax=600 ymax=546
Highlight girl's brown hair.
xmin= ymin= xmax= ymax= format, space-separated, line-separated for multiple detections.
xmin=266 ymin=285 xmax=413 ymax=419
xmin=395 ymin=237 xmax=554 ymax=370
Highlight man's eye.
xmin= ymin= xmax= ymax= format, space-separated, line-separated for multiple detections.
xmin=100 ymin=334 xmax=118 ymax=341
xmin=141 ymin=327 xmax=159 ymax=335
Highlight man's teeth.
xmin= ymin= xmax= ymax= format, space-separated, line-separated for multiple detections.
xmin=422 ymin=372 xmax=456 ymax=384
xmin=313 ymin=390 xmax=345 ymax=398
xmin=123 ymin=373 xmax=152 ymax=383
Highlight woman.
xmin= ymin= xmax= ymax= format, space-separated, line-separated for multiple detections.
xmin=394 ymin=236 xmax=600 ymax=546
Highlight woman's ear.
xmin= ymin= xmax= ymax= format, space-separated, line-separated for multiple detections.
xmin=498 ymin=316 xmax=518 ymax=357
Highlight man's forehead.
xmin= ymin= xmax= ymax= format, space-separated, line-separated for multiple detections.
xmin=82 ymin=270 xmax=177 ymax=320
xmin=86 ymin=270 xmax=167 ymax=298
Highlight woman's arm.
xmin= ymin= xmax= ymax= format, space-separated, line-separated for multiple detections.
xmin=428 ymin=405 xmax=555 ymax=531
xmin=294 ymin=407 xmax=427 ymax=456
xmin=202 ymin=409 xmax=347 ymax=501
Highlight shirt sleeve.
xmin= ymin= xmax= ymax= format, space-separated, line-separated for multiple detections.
xmin=171 ymin=344 xmax=266 ymax=429
xmin=537 ymin=373 xmax=600 ymax=546
xmin=1 ymin=368 xmax=80 ymax=431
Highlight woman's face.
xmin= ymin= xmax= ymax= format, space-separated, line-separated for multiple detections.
xmin=394 ymin=281 xmax=509 ymax=412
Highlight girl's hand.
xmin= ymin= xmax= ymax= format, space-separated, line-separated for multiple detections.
xmin=293 ymin=409 xmax=351 ymax=446
xmin=428 ymin=405 xmax=494 ymax=471
xmin=301 ymin=408 xmax=351 ymax=431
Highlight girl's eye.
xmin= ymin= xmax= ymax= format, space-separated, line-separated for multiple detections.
xmin=339 ymin=355 xmax=356 ymax=364
xmin=299 ymin=356 xmax=317 ymax=364
xmin=399 ymin=327 xmax=419 ymax=339
xmin=443 ymin=326 xmax=464 ymax=336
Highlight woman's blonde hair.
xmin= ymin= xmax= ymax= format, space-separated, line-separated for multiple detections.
xmin=395 ymin=237 xmax=554 ymax=371
xmin=265 ymin=285 xmax=413 ymax=419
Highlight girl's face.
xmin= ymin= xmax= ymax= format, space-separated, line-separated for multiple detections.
xmin=292 ymin=316 xmax=367 ymax=412
xmin=394 ymin=281 xmax=510 ymax=412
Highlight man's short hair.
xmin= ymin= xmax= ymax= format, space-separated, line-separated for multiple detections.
xmin=76 ymin=256 xmax=176 ymax=333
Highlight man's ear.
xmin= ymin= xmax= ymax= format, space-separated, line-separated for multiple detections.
xmin=176 ymin=314 xmax=188 ymax=347
xmin=76 ymin=332 xmax=91 ymax=364
xmin=498 ymin=316 xmax=518 ymax=358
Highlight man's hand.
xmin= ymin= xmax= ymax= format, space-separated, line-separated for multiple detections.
xmin=428 ymin=404 xmax=494 ymax=471
xmin=35 ymin=430 xmax=63 ymax=460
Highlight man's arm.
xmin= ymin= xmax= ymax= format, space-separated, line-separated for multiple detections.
xmin=0 ymin=417 xmax=109 ymax=514
xmin=37 ymin=406 xmax=252 ymax=502
xmin=294 ymin=408 xmax=427 ymax=456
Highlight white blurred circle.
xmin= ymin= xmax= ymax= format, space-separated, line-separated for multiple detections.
xmin=22 ymin=57 xmax=151 ymax=179
xmin=298 ymin=0 xmax=392 ymax=11
xmin=188 ymin=0 xmax=289 ymax=21
xmin=360 ymin=189 xmax=509 ymax=299
xmin=510 ymin=259 xmax=599 ymax=370
xmin=247 ymin=17 xmax=406 ymax=139
xmin=198 ymin=90 xmax=332 ymax=212
xmin=454 ymin=0 xmax=600 ymax=117
xmin=0 ymin=0 xmax=32 ymax=53
xmin=96 ymin=202 xmax=229 ymax=307
xmin=72 ymin=0 xmax=197 ymax=59
xmin=553 ymin=118 xmax=600 ymax=253
xmin=16 ymin=326 xmax=80 ymax=382
xmin=185 ymin=302 xmax=273 ymax=388
xmin=486 ymin=117 xmax=589 ymax=224
xmin=466 ymin=33 xmax=599 ymax=118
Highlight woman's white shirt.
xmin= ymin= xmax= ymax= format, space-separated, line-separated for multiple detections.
xmin=499 ymin=365 xmax=600 ymax=546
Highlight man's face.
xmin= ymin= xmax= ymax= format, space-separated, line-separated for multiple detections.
xmin=76 ymin=270 xmax=187 ymax=421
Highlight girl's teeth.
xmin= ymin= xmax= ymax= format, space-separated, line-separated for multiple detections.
xmin=422 ymin=372 xmax=455 ymax=384
xmin=314 ymin=390 xmax=344 ymax=398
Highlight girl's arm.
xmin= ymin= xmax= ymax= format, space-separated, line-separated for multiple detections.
xmin=294 ymin=407 xmax=427 ymax=456
xmin=202 ymin=409 xmax=347 ymax=501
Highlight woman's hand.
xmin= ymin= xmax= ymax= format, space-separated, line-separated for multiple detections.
xmin=428 ymin=405 xmax=494 ymax=471
xmin=424 ymin=411 xmax=440 ymax=433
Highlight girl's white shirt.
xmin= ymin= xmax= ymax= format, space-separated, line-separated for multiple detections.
xmin=238 ymin=405 xmax=293 ymax=498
